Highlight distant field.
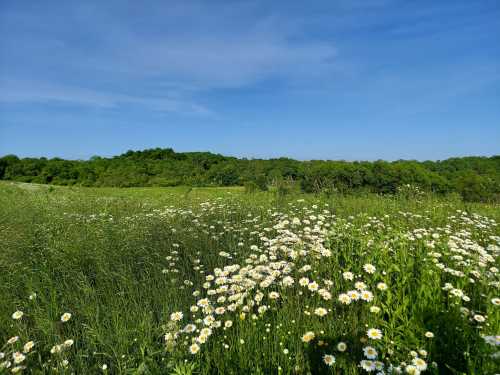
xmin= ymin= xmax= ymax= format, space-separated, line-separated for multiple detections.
xmin=0 ymin=182 xmax=498 ymax=374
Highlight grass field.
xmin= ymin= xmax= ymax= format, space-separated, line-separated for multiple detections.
xmin=0 ymin=182 xmax=499 ymax=374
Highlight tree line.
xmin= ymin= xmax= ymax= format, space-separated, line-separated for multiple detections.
xmin=1 ymin=148 xmax=499 ymax=202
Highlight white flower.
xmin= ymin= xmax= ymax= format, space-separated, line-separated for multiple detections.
xmin=183 ymin=324 xmax=197 ymax=333
xmin=355 ymin=281 xmax=367 ymax=290
xmin=363 ymin=346 xmax=378 ymax=359
xmin=337 ymin=342 xmax=347 ymax=352
xmin=343 ymin=272 xmax=354 ymax=280
xmin=323 ymin=354 xmax=335 ymax=366
xmin=282 ymin=276 xmax=294 ymax=286
xmin=269 ymin=292 xmax=280 ymax=299
xmin=23 ymin=341 xmax=35 ymax=353
xmin=314 ymin=307 xmax=328 ymax=317
xmin=61 ymin=313 xmax=72 ymax=322
xmin=301 ymin=331 xmax=315 ymax=343
xmin=405 ymin=365 xmax=420 ymax=374
xmin=299 ymin=277 xmax=310 ymax=286
xmin=189 ymin=343 xmax=200 ymax=354
xmin=367 ymin=328 xmax=383 ymax=340
xmin=308 ymin=282 xmax=319 ymax=291
xmin=50 ymin=344 xmax=63 ymax=354
xmin=215 ymin=307 xmax=226 ymax=315
xmin=363 ymin=264 xmax=376 ymax=274
xmin=170 ymin=311 xmax=183 ymax=321
xmin=473 ymin=314 xmax=486 ymax=323
xmin=197 ymin=298 xmax=210 ymax=307
xmin=12 ymin=352 xmax=25 ymax=364
xmin=347 ymin=290 xmax=360 ymax=300
xmin=360 ymin=290 xmax=374 ymax=302
xmin=360 ymin=360 xmax=376 ymax=372
xmin=11 ymin=311 xmax=23 ymax=320
xmin=338 ymin=293 xmax=351 ymax=305
xmin=370 ymin=306 xmax=380 ymax=314
xmin=377 ymin=282 xmax=388 ymax=291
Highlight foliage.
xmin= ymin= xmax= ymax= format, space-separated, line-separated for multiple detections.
xmin=1 ymin=149 xmax=499 ymax=202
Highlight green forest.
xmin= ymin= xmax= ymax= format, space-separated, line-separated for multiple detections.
xmin=1 ymin=148 xmax=499 ymax=202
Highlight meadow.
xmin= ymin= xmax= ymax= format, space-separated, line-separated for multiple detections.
xmin=0 ymin=182 xmax=499 ymax=374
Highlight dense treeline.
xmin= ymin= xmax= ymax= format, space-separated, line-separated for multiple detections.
xmin=1 ymin=148 xmax=499 ymax=201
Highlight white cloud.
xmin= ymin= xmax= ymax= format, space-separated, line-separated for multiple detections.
xmin=0 ymin=79 xmax=212 ymax=116
xmin=0 ymin=1 xmax=339 ymax=113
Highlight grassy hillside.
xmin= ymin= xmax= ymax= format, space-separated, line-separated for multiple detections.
xmin=0 ymin=182 xmax=499 ymax=374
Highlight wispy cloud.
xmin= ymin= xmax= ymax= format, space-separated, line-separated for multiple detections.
xmin=0 ymin=79 xmax=212 ymax=116
xmin=0 ymin=0 xmax=339 ymax=114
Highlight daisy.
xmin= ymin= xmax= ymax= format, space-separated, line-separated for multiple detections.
xmin=418 ymin=349 xmax=427 ymax=357
xmin=473 ymin=314 xmax=486 ymax=323
xmin=11 ymin=311 xmax=23 ymax=320
xmin=338 ymin=293 xmax=351 ymax=305
xmin=377 ymin=282 xmax=388 ymax=291
xmin=355 ymin=281 xmax=367 ymax=290
xmin=170 ymin=312 xmax=183 ymax=321
xmin=200 ymin=327 xmax=212 ymax=336
xmin=183 ymin=324 xmax=197 ymax=333
xmin=363 ymin=346 xmax=378 ymax=359
xmin=412 ymin=358 xmax=427 ymax=371
xmin=308 ymin=282 xmax=319 ymax=292
xmin=61 ymin=313 xmax=72 ymax=323
xmin=370 ymin=306 xmax=380 ymax=314
xmin=269 ymin=292 xmax=280 ymax=299
xmin=405 ymin=365 xmax=420 ymax=374
xmin=50 ymin=344 xmax=63 ymax=354
xmin=196 ymin=334 xmax=208 ymax=344
xmin=299 ymin=277 xmax=310 ymax=287
xmin=8 ymin=336 xmax=19 ymax=345
xmin=12 ymin=352 xmax=25 ymax=364
xmin=360 ymin=290 xmax=374 ymax=302
xmin=23 ymin=341 xmax=35 ymax=353
xmin=301 ymin=331 xmax=315 ymax=343
xmin=63 ymin=339 xmax=74 ymax=347
xmin=363 ymin=264 xmax=376 ymax=274
xmin=323 ymin=354 xmax=335 ymax=366
xmin=215 ymin=307 xmax=226 ymax=315
xmin=203 ymin=315 xmax=215 ymax=326
xmin=197 ymin=298 xmax=210 ymax=308
xmin=314 ymin=307 xmax=328 ymax=317
xmin=337 ymin=342 xmax=347 ymax=352
xmin=343 ymin=272 xmax=354 ymax=281
xmin=360 ymin=360 xmax=376 ymax=372
xmin=367 ymin=328 xmax=383 ymax=340
xmin=347 ymin=290 xmax=360 ymax=300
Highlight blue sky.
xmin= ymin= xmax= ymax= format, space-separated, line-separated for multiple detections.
xmin=1 ymin=0 xmax=499 ymax=161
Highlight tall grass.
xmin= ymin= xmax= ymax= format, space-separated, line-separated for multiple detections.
xmin=0 ymin=182 xmax=498 ymax=374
